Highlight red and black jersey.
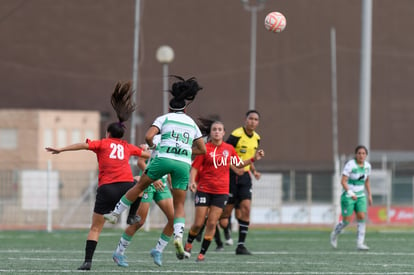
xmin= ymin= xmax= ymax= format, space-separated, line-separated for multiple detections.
xmin=192 ymin=141 xmax=240 ymax=194
xmin=87 ymin=138 xmax=143 ymax=187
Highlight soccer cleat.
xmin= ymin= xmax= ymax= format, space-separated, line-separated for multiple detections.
xmin=126 ymin=215 xmax=141 ymax=225
xmin=235 ymin=245 xmax=252 ymax=255
xmin=174 ymin=237 xmax=191 ymax=260
xmin=183 ymin=251 xmax=191 ymax=259
xmin=330 ymin=231 xmax=338 ymax=249
xmin=104 ymin=211 xmax=120 ymax=224
xmin=196 ymin=253 xmax=205 ymax=262
xmin=225 ymin=238 xmax=233 ymax=246
xmin=77 ymin=261 xmax=92 ymax=270
xmin=150 ymin=248 xmax=163 ymax=266
xmin=357 ymin=243 xmax=369 ymax=251
xmin=112 ymin=252 xmax=128 ymax=267
xmin=215 ymin=245 xmax=224 ymax=252
xmin=184 ymin=242 xmax=193 ymax=254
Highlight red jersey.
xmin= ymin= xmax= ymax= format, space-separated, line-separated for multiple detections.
xmin=192 ymin=141 xmax=241 ymax=194
xmin=86 ymin=138 xmax=143 ymax=186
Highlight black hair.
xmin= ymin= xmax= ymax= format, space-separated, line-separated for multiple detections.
xmin=168 ymin=75 xmax=203 ymax=111
xmin=197 ymin=117 xmax=224 ymax=137
xmin=355 ymin=145 xmax=368 ymax=155
xmin=246 ymin=110 xmax=260 ymax=118
xmin=106 ymin=81 xmax=136 ymax=138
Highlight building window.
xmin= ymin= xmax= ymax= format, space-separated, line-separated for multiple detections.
xmin=43 ymin=128 xmax=53 ymax=148
xmin=85 ymin=129 xmax=94 ymax=141
xmin=71 ymin=129 xmax=81 ymax=143
xmin=57 ymin=128 xmax=67 ymax=148
xmin=0 ymin=128 xmax=17 ymax=149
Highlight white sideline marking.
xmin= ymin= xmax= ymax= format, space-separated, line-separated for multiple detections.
xmin=3 ymin=249 xmax=414 ymax=257
xmin=2 ymin=270 xmax=414 ymax=274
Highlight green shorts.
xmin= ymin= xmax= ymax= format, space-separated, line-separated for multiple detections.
xmin=341 ymin=192 xmax=367 ymax=217
xmin=145 ymin=157 xmax=191 ymax=191
xmin=142 ymin=177 xmax=172 ymax=203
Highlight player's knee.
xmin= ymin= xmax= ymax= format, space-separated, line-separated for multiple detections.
xmin=90 ymin=224 xmax=103 ymax=234
xmin=356 ymin=212 xmax=365 ymax=220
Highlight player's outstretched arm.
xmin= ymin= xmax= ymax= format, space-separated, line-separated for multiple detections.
xmin=45 ymin=142 xmax=89 ymax=154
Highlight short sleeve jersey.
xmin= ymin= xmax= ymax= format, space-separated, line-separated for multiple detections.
xmin=342 ymin=158 xmax=371 ymax=194
xmin=152 ymin=112 xmax=203 ymax=165
xmin=226 ymin=127 xmax=260 ymax=171
xmin=87 ymin=138 xmax=143 ymax=186
xmin=192 ymin=142 xmax=241 ymax=194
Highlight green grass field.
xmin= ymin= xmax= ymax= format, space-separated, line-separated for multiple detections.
xmin=1 ymin=227 xmax=414 ymax=274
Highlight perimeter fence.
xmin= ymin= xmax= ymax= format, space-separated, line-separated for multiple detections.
xmin=1 ymin=152 xmax=414 ymax=230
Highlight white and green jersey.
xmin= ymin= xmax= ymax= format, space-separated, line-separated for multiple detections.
xmin=147 ymin=135 xmax=168 ymax=185
xmin=152 ymin=112 xmax=202 ymax=165
xmin=342 ymin=159 xmax=371 ymax=197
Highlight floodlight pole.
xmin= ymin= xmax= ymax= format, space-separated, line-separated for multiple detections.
xmin=358 ymin=0 xmax=373 ymax=150
xmin=162 ymin=64 xmax=169 ymax=114
xmin=331 ymin=27 xmax=341 ymax=224
xmin=130 ymin=0 xmax=141 ymax=146
xmin=242 ymin=0 xmax=266 ymax=110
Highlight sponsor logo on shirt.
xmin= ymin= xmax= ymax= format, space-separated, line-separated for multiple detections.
xmin=212 ymin=147 xmax=243 ymax=169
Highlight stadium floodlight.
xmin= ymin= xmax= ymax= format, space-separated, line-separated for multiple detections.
xmin=156 ymin=45 xmax=175 ymax=114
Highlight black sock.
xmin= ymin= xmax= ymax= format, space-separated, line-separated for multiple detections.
xmin=223 ymin=225 xmax=231 ymax=240
xmin=237 ymin=219 xmax=250 ymax=246
xmin=187 ymin=230 xmax=198 ymax=244
xmin=214 ymin=225 xmax=223 ymax=246
xmin=128 ymin=196 xmax=142 ymax=218
xmin=84 ymin=240 xmax=97 ymax=262
xmin=200 ymin=238 xmax=212 ymax=255
xmin=195 ymin=216 xmax=207 ymax=241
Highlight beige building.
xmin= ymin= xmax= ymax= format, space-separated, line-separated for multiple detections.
xmin=0 ymin=109 xmax=101 ymax=221
xmin=0 ymin=109 xmax=100 ymax=171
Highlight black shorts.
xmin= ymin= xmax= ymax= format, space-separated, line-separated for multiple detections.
xmin=194 ymin=191 xmax=228 ymax=209
xmin=94 ymin=181 xmax=135 ymax=215
xmin=228 ymin=171 xmax=252 ymax=208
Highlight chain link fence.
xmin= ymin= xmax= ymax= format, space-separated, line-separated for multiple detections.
xmin=1 ymin=159 xmax=414 ymax=230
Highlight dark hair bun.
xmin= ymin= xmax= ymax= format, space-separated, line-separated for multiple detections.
xmin=170 ymin=76 xmax=202 ymax=101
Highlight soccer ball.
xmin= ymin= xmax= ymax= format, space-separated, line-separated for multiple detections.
xmin=264 ymin=12 xmax=286 ymax=33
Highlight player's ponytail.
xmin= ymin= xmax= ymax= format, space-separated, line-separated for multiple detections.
xmin=107 ymin=81 xmax=136 ymax=138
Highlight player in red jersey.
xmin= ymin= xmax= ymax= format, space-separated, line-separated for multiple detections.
xmin=45 ymin=81 xmax=150 ymax=271
xmin=184 ymin=119 xmax=264 ymax=262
